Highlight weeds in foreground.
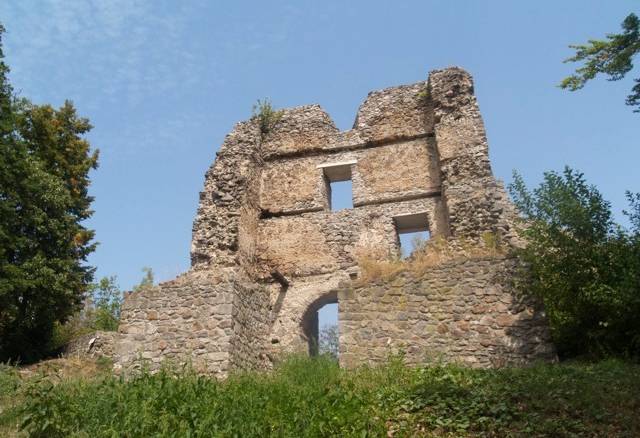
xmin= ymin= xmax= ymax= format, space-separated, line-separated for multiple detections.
xmin=2 ymin=356 xmax=639 ymax=437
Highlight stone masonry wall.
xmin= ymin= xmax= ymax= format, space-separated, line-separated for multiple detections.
xmin=116 ymin=270 xmax=268 ymax=377
xmin=256 ymin=197 xmax=443 ymax=279
xmin=190 ymin=120 xmax=263 ymax=270
xmin=65 ymin=331 xmax=118 ymax=360
xmin=114 ymin=66 xmax=554 ymax=375
xmin=260 ymin=80 xmax=432 ymax=160
xmin=429 ymin=68 xmax=519 ymax=244
xmin=228 ymin=278 xmax=271 ymax=371
xmin=339 ymin=256 xmax=557 ymax=368
xmin=260 ymin=138 xmax=439 ymax=214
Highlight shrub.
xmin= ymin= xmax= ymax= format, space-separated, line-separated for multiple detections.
xmin=90 ymin=276 xmax=122 ymax=332
xmin=509 ymin=167 xmax=640 ymax=359
xmin=252 ymin=98 xmax=283 ymax=136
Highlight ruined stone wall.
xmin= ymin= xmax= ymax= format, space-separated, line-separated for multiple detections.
xmin=258 ymin=79 xmax=437 ymax=219
xmin=65 ymin=331 xmax=118 ymax=360
xmin=190 ymin=121 xmax=263 ymax=270
xmin=228 ymin=278 xmax=271 ymax=371
xmin=339 ymin=256 xmax=557 ymax=368
xmin=252 ymin=79 xmax=454 ymax=358
xmin=260 ymin=80 xmax=432 ymax=160
xmin=257 ymin=198 xmax=442 ymax=279
xmin=260 ymin=138 xmax=439 ymax=214
xmin=114 ymin=66 xmax=554 ymax=375
xmin=115 ymin=270 xmax=268 ymax=377
xmin=429 ymin=68 xmax=519 ymax=243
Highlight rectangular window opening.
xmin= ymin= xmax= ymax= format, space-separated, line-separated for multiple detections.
xmin=320 ymin=161 xmax=355 ymax=211
xmin=399 ymin=230 xmax=431 ymax=259
xmin=329 ymin=180 xmax=353 ymax=211
xmin=394 ymin=212 xmax=431 ymax=259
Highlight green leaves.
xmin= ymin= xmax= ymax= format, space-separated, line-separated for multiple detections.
xmin=0 ymin=24 xmax=98 ymax=362
xmin=560 ymin=12 xmax=640 ymax=112
xmin=90 ymin=276 xmax=122 ymax=332
xmin=251 ymin=98 xmax=283 ymax=137
xmin=509 ymin=167 xmax=640 ymax=358
xmin=6 ymin=357 xmax=640 ymax=437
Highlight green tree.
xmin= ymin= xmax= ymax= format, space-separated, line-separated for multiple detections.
xmin=509 ymin=167 xmax=640 ymax=358
xmin=0 ymin=24 xmax=99 ymax=362
xmin=132 ymin=267 xmax=154 ymax=293
xmin=319 ymin=324 xmax=339 ymax=359
xmin=560 ymin=12 xmax=640 ymax=112
xmin=90 ymin=277 xmax=122 ymax=332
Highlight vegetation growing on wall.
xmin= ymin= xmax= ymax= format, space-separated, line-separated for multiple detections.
xmin=355 ymin=234 xmax=506 ymax=285
xmin=252 ymin=98 xmax=284 ymax=137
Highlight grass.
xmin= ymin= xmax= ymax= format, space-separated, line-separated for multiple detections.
xmin=356 ymin=233 xmax=507 ymax=285
xmin=0 ymin=356 xmax=638 ymax=437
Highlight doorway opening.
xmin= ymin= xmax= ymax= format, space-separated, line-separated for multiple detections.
xmin=301 ymin=291 xmax=339 ymax=357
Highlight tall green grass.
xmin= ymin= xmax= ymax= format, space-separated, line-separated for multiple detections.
xmin=2 ymin=356 xmax=639 ymax=437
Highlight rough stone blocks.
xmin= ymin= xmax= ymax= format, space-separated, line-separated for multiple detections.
xmin=113 ymin=67 xmax=556 ymax=375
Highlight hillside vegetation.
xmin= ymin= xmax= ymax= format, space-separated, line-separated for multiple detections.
xmin=1 ymin=356 xmax=639 ymax=437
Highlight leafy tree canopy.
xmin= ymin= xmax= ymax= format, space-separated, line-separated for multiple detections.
xmin=560 ymin=12 xmax=640 ymax=112
xmin=509 ymin=167 xmax=640 ymax=359
xmin=0 ymin=23 xmax=99 ymax=362
xmin=319 ymin=324 xmax=339 ymax=359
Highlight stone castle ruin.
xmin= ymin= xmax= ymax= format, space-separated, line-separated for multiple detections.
xmin=113 ymin=67 xmax=556 ymax=376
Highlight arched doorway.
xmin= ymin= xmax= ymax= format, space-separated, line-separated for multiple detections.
xmin=301 ymin=290 xmax=338 ymax=356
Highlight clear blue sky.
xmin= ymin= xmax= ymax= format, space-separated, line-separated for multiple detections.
xmin=2 ymin=1 xmax=638 ymax=300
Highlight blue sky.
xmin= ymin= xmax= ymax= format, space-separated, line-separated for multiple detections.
xmin=1 ymin=0 xmax=638 ymax=315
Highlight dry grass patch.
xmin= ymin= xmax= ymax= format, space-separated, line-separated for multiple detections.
xmin=356 ymin=233 xmax=508 ymax=285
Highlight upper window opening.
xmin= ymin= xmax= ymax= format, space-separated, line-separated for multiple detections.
xmin=329 ymin=180 xmax=353 ymax=210
xmin=319 ymin=161 xmax=355 ymax=211
xmin=394 ymin=212 xmax=430 ymax=258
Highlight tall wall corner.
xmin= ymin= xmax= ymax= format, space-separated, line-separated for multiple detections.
xmin=190 ymin=119 xmax=264 ymax=271
xmin=427 ymin=67 xmax=518 ymax=242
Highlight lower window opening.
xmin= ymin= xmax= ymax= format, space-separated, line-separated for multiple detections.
xmin=393 ymin=212 xmax=431 ymax=259
xmin=399 ymin=230 xmax=431 ymax=259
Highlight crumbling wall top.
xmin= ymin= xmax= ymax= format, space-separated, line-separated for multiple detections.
xmin=262 ymin=79 xmax=435 ymax=160
xmin=352 ymin=80 xmax=432 ymax=143
xmin=261 ymin=105 xmax=340 ymax=159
